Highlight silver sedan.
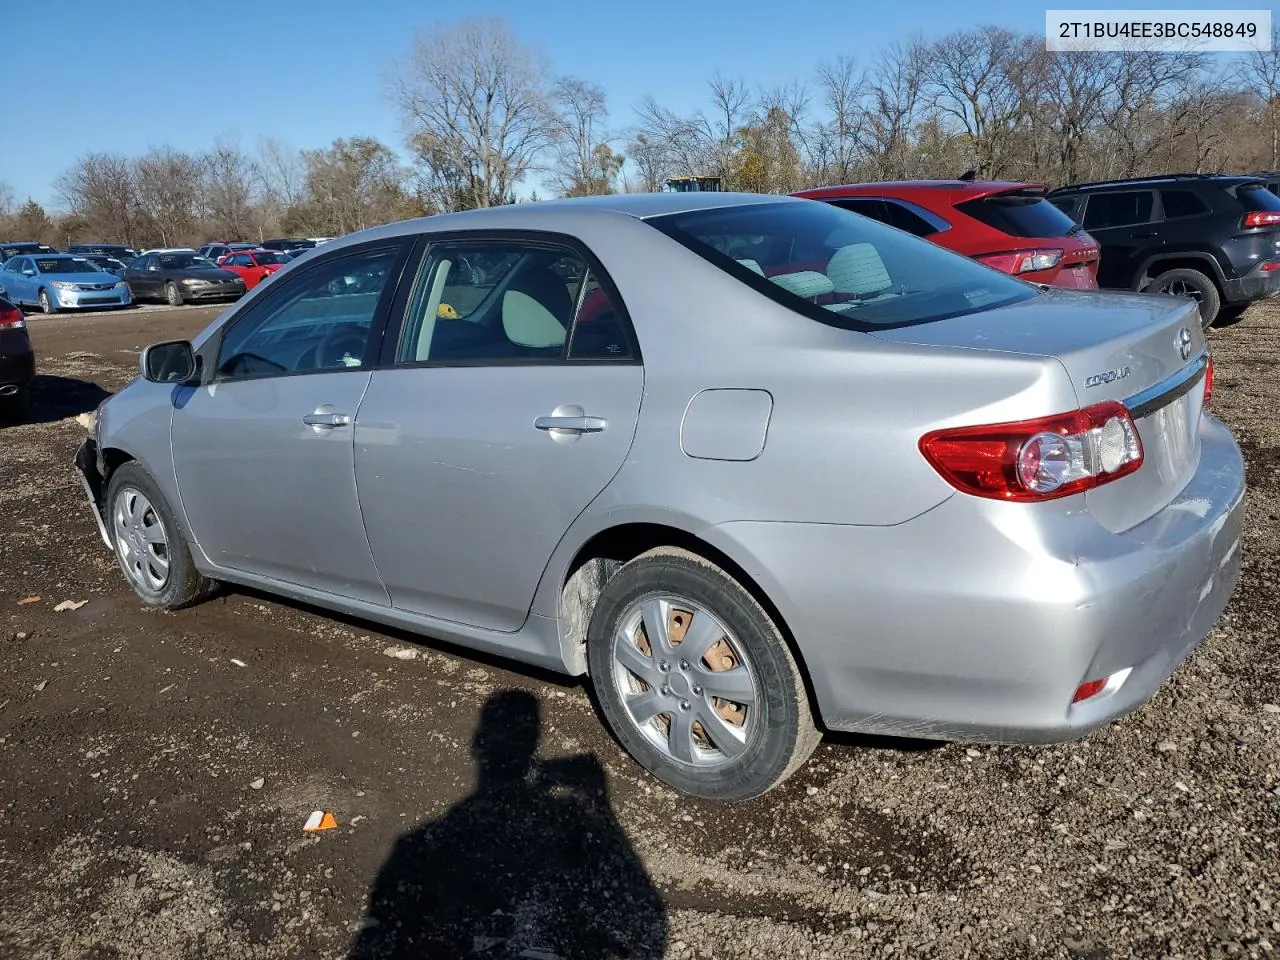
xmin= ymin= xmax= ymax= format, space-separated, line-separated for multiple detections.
xmin=75 ymin=193 xmax=1244 ymax=800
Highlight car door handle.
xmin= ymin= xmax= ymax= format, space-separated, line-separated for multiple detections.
xmin=534 ymin=415 xmax=606 ymax=433
xmin=302 ymin=412 xmax=352 ymax=428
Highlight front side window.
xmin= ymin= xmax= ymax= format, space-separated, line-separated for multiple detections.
xmin=395 ymin=240 xmax=633 ymax=363
xmin=1082 ymin=191 xmax=1155 ymax=230
xmin=215 ymin=246 xmax=400 ymax=381
xmin=3 ymin=258 xmax=25 ymax=273
xmin=650 ymin=200 xmax=1033 ymax=330
xmin=231 ymin=254 xmax=253 ymax=267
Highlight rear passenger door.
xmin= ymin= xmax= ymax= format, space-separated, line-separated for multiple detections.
xmin=1079 ymin=189 xmax=1159 ymax=289
xmin=353 ymin=234 xmax=643 ymax=631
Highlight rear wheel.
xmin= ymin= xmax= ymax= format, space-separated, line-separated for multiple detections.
xmin=165 ymin=282 xmax=183 ymax=307
xmin=1145 ymin=268 xmax=1220 ymax=329
xmin=38 ymin=289 xmax=54 ymax=314
xmin=587 ymin=547 xmax=819 ymax=801
xmin=106 ymin=462 xmax=216 ymax=610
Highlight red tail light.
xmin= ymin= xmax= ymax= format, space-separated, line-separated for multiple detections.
xmin=1203 ymin=354 xmax=1213 ymax=407
xmin=1071 ymin=678 xmax=1107 ymax=703
xmin=919 ymin=402 xmax=1144 ymax=502
xmin=1243 ymin=211 xmax=1280 ymax=228
xmin=0 ymin=302 xmax=25 ymax=329
xmin=977 ymin=249 xmax=1063 ymax=276
xmin=1260 ymin=260 xmax=1280 ymax=272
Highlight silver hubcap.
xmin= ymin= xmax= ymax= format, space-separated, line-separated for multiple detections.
xmin=112 ymin=487 xmax=170 ymax=593
xmin=611 ymin=596 xmax=759 ymax=768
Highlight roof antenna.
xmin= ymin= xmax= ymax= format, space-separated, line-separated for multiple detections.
xmin=957 ymin=169 xmax=977 ymax=182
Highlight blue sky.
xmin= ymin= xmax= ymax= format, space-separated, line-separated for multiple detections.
xmin=3 ymin=0 xmax=1251 ymax=210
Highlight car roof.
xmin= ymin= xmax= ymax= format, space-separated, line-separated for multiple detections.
xmin=1051 ymin=173 xmax=1265 ymax=193
xmin=796 ymin=180 xmax=1046 ymax=201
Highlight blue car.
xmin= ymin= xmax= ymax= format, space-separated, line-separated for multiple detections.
xmin=0 ymin=253 xmax=132 ymax=313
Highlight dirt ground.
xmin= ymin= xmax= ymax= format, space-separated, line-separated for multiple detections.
xmin=1 ymin=300 xmax=1278 ymax=960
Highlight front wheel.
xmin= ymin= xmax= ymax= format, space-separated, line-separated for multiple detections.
xmin=0 ymin=384 xmax=31 ymax=423
xmin=587 ymin=547 xmax=820 ymax=801
xmin=165 ymin=282 xmax=183 ymax=307
xmin=105 ymin=462 xmax=216 ymax=610
xmin=1145 ymin=268 xmax=1220 ymax=329
xmin=38 ymin=289 xmax=55 ymax=314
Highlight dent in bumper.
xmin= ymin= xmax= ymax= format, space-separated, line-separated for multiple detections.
xmin=1222 ymin=265 xmax=1280 ymax=304
xmin=706 ymin=415 xmax=1246 ymax=744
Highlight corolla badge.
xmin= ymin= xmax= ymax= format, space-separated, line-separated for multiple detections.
xmin=1084 ymin=366 xmax=1132 ymax=389
xmin=1176 ymin=326 xmax=1193 ymax=361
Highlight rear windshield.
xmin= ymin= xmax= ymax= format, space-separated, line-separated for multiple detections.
xmin=1236 ymin=184 xmax=1280 ymax=212
xmin=649 ymin=201 xmax=1034 ymax=330
xmin=955 ymin=191 xmax=1081 ymax=238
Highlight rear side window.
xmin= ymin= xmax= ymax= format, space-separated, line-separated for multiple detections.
xmin=954 ymin=192 xmax=1079 ymax=238
xmin=650 ymin=200 xmax=1034 ymax=331
xmin=1160 ymin=190 xmax=1209 ymax=218
xmin=1082 ymin=191 xmax=1155 ymax=229
xmin=828 ymin=198 xmax=944 ymax=237
xmin=1237 ymin=184 xmax=1280 ymax=212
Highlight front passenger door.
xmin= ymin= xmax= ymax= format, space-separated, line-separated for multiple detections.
xmin=170 ymin=241 xmax=412 ymax=601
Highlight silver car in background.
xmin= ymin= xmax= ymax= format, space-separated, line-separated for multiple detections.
xmin=75 ymin=193 xmax=1244 ymax=800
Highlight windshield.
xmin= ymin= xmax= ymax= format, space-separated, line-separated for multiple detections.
xmin=650 ymin=200 xmax=1035 ymax=330
xmin=158 ymin=254 xmax=217 ymax=270
xmin=252 ymin=251 xmax=290 ymax=265
xmin=36 ymin=257 xmax=102 ymax=274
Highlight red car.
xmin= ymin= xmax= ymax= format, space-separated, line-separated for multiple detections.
xmin=217 ymin=248 xmax=292 ymax=290
xmin=792 ymin=180 xmax=1101 ymax=289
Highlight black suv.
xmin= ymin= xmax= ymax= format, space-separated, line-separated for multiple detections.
xmin=0 ymin=241 xmax=57 ymax=263
xmin=1048 ymin=174 xmax=1280 ymax=326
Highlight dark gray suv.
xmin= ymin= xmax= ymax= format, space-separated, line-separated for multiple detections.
xmin=1049 ymin=174 xmax=1280 ymax=326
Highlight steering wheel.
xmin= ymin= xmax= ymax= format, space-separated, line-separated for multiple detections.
xmin=314 ymin=325 xmax=366 ymax=369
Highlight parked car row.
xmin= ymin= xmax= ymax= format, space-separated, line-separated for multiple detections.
xmin=77 ymin=190 xmax=1243 ymax=801
xmin=793 ymin=172 xmax=1280 ymax=327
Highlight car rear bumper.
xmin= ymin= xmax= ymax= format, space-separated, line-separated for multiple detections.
xmin=0 ymin=342 xmax=35 ymax=387
xmin=1222 ymin=262 xmax=1280 ymax=304
xmin=706 ymin=414 xmax=1245 ymax=743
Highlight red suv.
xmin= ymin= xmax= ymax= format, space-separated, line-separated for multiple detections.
xmin=792 ymin=180 xmax=1101 ymax=289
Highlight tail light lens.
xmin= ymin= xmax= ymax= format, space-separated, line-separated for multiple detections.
xmin=920 ymin=401 xmax=1144 ymax=502
xmin=1243 ymin=211 xmax=1280 ymax=228
xmin=1203 ymin=354 xmax=1213 ymax=407
xmin=0 ymin=303 xmax=25 ymax=329
xmin=977 ymin=249 xmax=1063 ymax=275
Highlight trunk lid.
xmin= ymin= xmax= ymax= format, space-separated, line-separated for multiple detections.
xmin=870 ymin=288 xmax=1207 ymax=531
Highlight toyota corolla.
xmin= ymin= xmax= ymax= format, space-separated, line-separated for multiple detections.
xmin=74 ymin=193 xmax=1244 ymax=800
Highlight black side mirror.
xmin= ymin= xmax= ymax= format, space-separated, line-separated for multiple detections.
xmin=141 ymin=340 xmax=198 ymax=383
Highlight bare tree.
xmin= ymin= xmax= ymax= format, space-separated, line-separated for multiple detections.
xmin=1247 ymin=25 xmax=1280 ymax=169
xmin=290 ymin=137 xmax=409 ymax=235
xmin=202 ymin=137 xmax=256 ymax=240
xmin=864 ymin=40 xmax=927 ymax=179
xmin=391 ymin=17 xmax=552 ymax=211
xmin=549 ymin=77 xmax=621 ymax=197
xmin=923 ymin=28 xmax=1035 ymax=178
xmin=0 ymin=182 xmax=14 ymax=220
xmin=812 ymin=57 xmax=863 ymax=183
xmin=55 ymin=153 xmax=141 ymax=245
xmin=253 ymin=137 xmax=306 ymax=209
xmin=624 ymin=132 xmax=669 ymax=192
xmin=135 ymin=147 xmax=203 ymax=246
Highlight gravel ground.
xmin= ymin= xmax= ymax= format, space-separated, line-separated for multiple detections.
xmin=0 ymin=301 xmax=1277 ymax=960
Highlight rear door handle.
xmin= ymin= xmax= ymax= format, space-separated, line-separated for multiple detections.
xmin=534 ymin=415 xmax=606 ymax=433
xmin=302 ymin=412 xmax=352 ymax=428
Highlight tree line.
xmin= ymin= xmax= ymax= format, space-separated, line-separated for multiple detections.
xmin=3 ymin=17 xmax=1278 ymax=247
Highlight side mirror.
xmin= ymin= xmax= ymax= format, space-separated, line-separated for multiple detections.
xmin=141 ymin=340 xmax=197 ymax=384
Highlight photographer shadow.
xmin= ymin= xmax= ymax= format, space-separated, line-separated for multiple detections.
xmin=347 ymin=690 xmax=668 ymax=960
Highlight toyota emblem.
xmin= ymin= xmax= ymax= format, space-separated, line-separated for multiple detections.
xmin=1176 ymin=327 xmax=1193 ymax=362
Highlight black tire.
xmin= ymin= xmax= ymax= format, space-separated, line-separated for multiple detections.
xmin=38 ymin=289 xmax=54 ymax=314
xmin=105 ymin=462 xmax=216 ymax=610
xmin=1145 ymin=268 xmax=1220 ymax=329
xmin=0 ymin=384 xmax=31 ymax=423
xmin=587 ymin=547 xmax=820 ymax=801
xmin=165 ymin=282 xmax=183 ymax=307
